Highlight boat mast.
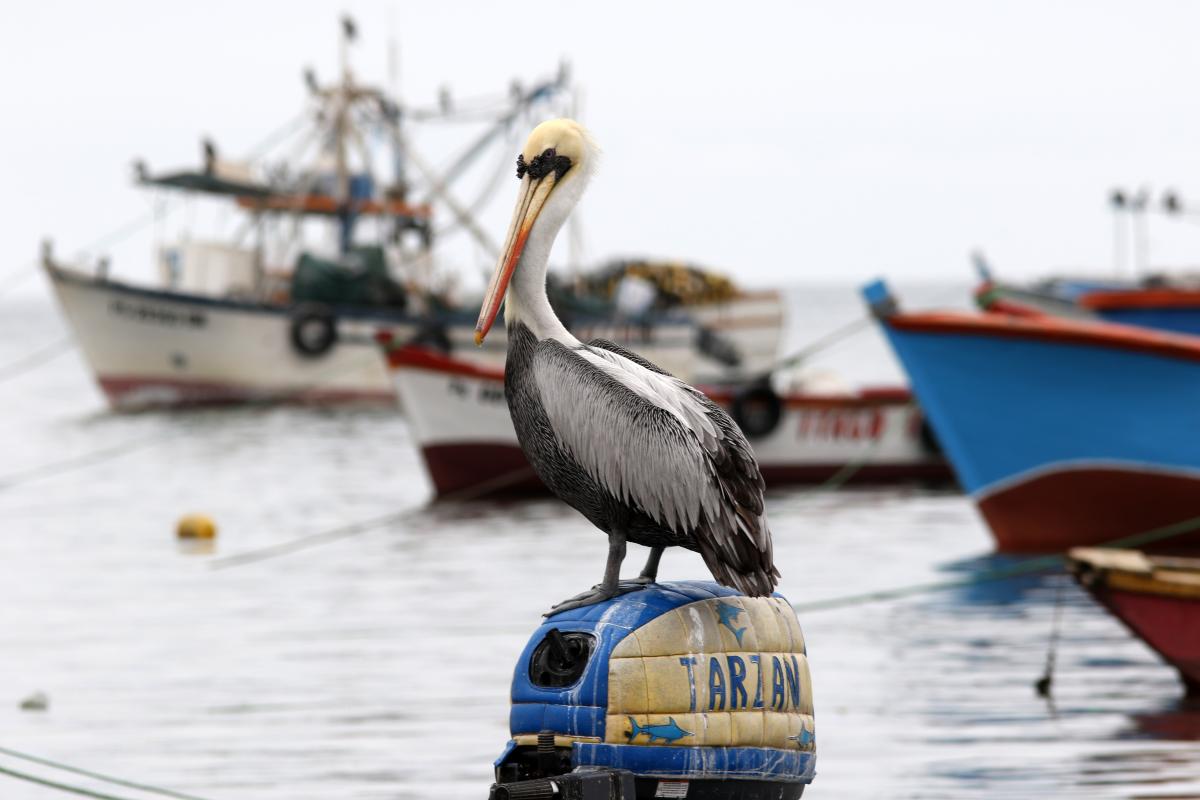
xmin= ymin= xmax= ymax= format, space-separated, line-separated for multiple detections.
xmin=335 ymin=16 xmax=355 ymax=253
xmin=386 ymin=9 xmax=407 ymax=196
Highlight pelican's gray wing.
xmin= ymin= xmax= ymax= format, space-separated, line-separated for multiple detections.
xmin=585 ymin=338 xmax=676 ymax=377
xmin=532 ymin=338 xmax=778 ymax=595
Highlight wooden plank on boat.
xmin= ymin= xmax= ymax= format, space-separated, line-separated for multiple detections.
xmin=1068 ymin=547 xmax=1154 ymax=575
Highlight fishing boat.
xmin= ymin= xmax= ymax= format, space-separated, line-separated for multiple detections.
xmin=865 ymin=278 xmax=1200 ymax=553
xmin=973 ymin=276 xmax=1098 ymax=321
xmin=44 ymin=249 xmax=405 ymax=407
xmin=1068 ymin=548 xmax=1200 ymax=696
xmin=973 ymin=260 xmax=1200 ymax=335
xmin=1075 ymin=286 xmax=1200 ymax=336
xmin=44 ymin=25 xmax=784 ymax=410
xmin=47 ymin=243 xmax=776 ymax=410
xmin=382 ymin=342 xmax=950 ymax=497
xmin=974 ymin=276 xmax=1200 ymax=337
xmin=41 ymin=19 xmax=574 ymax=410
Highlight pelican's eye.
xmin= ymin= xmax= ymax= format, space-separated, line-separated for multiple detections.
xmin=516 ymin=148 xmax=572 ymax=180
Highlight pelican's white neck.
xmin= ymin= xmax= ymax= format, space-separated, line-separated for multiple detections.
xmin=504 ymin=172 xmax=587 ymax=345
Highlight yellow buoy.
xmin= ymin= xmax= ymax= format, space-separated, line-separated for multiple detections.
xmin=176 ymin=513 xmax=217 ymax=540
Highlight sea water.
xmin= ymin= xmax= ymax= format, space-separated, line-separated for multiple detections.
xmin=1 ymin=283 xmax=1197 ymax=799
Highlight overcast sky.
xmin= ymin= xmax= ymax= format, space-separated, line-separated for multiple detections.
xmin=5 ymin=0 xmax=1200 ymax=299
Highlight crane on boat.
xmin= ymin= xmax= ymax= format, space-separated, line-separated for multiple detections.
xmin=474 ymin=119 xmax=780 ymax=613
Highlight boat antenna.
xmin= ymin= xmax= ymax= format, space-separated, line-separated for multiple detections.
xmin=386 ymin=6 xmax=407 ymax=194
xmin=1109 ymin=188 xmax=1128 ymax=278
xmin=335 ymin=15 xmax=358 ymax=252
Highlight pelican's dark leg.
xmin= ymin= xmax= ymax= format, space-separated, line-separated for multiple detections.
xmin=547 ymin=528 xmax=645 ymax=615
xmin=600 ymin=528 xmax=626 ymax=592
xmin=632 ymin=546 xmax=664 ymax=585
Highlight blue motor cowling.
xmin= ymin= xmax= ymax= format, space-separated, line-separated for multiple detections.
xmin=491 ymin=582 xmax=815 ymax=799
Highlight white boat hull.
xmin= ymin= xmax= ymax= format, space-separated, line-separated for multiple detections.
xmin=387 ymin=345 xmax=952 ymax=497
xmin=47 ymin=264 xmax=787 ymax=412
xmin=47 ymin=265 xmax=403 ymax=410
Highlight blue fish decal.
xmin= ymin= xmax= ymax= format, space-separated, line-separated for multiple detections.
xmin=788 ymin=728 xmax=813 ymax=747
xmin=625 ymin=716 xmax=693 ymax=744
xmin=715 ymin=601 xmax=747 ymax=645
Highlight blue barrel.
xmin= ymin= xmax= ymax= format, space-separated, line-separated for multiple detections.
xmin=495 ymin=581 xmax=815 ymax=795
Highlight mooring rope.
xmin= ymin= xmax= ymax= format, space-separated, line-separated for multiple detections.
xmin=0 ymin=435 xmax=163 ymax=492
xmin=0 ymin=746 xmax=213 ymax=800
xmin=0 ymin=352 xmax=394 ymax=493
xmin=764 ymin=315 xmax=874 ymax=380
xmin=0 ymin=766 xmax=141 ymax=800
xmin=209 ymin=389 xmax=910 ymax=570
xmin=0 ymin=335 xmax=75 ymax=384
xmin=209 ymin=462 xmax=538 ymax=570
xmin=0 ymin=763 xmax=215 ymax=800
xmin=790 ymin=512 xmax=1200 ymax=613
xmin=1034 ymin=574 xmax=1067 ymax=697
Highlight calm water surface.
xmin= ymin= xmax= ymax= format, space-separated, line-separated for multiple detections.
xmin=1 ymin=285 xmax=1197 ymax=799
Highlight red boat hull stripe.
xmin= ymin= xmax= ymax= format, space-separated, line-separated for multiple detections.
xmin=887 ymin=311 xmax=1200 ymax=364
xmin=977 ymin=466 xmax=1200 ymax=552
xmin=1079 ymin=288 xmax=1200 ymax=310
xmin=98 ymin=375 xmax=394 ymax=408
xmin=388 ymin=345 xmax=916 ymax=408
xmin=422 ymin=443 xmax=952 ymax=497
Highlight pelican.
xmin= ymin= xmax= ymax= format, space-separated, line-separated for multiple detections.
xmin=475 ymin=119 xmax=779 ymax=612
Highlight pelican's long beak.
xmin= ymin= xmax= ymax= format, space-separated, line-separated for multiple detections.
xmin=474 ymin=173 xmax=559 ymax=345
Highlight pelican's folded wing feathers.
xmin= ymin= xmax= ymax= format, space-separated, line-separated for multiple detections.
xmin=531 ymin=338 xmax=778 ymax=595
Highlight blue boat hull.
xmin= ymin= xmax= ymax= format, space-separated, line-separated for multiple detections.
xmin=866 ymin=281 xmax=1200 ymax=552
xmin=1092 ymin=306 xmax=1200 ymax=337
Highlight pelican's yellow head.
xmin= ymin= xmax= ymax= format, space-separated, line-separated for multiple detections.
xmin=474 ymin=119 xmax=596 ymax=345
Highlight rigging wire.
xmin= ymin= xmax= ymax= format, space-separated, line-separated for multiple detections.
xmin=431 ymin=122 xmax=521 ymax=240
xmin=759 ymin=282 xmax=976 ymax=382
xmin=763 ymin=315 xmax=875 ymax=381
xmin=394 ymin=128 xmax=502 ymax=257
xmin=241 ymin=110 xmax=310 ymax=162
xmin=0 ymin=746 xmax=213 ymax=800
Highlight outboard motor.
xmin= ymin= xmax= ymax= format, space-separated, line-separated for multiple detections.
xmin=490 ymin=582 xmax=816 ymax=799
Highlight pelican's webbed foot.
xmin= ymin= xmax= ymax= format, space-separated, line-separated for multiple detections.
xmin=545 ymin=580 xmax=648 ymax=616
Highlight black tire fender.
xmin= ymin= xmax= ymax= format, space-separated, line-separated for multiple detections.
xmin=290 ymin=303 xmax=338 ymax=358
xmin=730 ymin=382 xmax=784 ymax=439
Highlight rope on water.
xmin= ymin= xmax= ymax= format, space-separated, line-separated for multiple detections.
xmin=1035 ymin=574 xmax=1067 ymax=698
xmin=0 ymin=354 xmax=393 ymax=493
xmin=0 ymin=435 xmax=162 ymax=491
xmin=208 ymin=392 xmax=903 ymax=570
xmin=791 ymin=513 xmax=1200 ymax=613
xmin=0 ymin=760 xmax=215 ymax=800
xmin=0 ymin=263 xmax=41 ymax=299
xmin=208 ymin=463 xmax=538 ymax=570
xmin=0 ymin=746 xmax=213 ymax=800
xmin=0 ymin=336 xmax=75 ymax=383
xmin=0 ymin=766 xmax=137 ymax=800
